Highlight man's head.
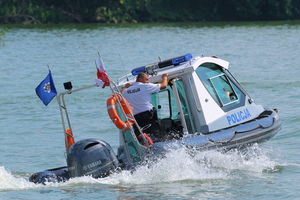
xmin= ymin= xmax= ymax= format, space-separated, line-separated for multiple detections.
xmin=136 ymin=72 xmax=149 ymax=83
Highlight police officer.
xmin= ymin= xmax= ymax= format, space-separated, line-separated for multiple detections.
xmin=122 ymin=72 xmax=169 ymax=141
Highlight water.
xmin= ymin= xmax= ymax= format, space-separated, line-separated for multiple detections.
xmin=0 ymin=22 xmax=299 ymax=199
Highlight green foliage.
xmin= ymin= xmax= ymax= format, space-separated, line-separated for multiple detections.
xmin=0 ymin=0 xmax=300 ymax=24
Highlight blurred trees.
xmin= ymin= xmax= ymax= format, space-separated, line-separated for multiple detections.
xmin=0 ymin=0 xmax=300 ymax=24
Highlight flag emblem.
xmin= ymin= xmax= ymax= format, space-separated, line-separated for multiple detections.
xmin=43 ymin=82 xmax=52 ymax=93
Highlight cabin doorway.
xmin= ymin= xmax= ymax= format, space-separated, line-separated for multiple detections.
xmin=151 ymin=79 xmax=196 ymax=141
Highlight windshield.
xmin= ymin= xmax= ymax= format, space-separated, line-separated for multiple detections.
xmin=196 ymin=63 xmax=245 ymax=111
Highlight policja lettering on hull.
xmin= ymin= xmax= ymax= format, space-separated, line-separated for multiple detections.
xmin=226 ymin=108 xmax=251 ymax=126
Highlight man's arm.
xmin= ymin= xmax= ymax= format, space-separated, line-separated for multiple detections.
xmin=121 ymin=82 xmax=132 ymax=93
xmin=160 ymin=74 xmax=169 ymax=89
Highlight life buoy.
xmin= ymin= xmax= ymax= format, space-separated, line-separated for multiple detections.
xmin=107 ymin=94 xmax=134 ymax=131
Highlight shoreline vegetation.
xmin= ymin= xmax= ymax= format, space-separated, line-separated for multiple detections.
xmin=1 ymin=0 xmax=300 ymax=25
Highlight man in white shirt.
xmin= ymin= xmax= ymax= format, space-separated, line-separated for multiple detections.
xmin=122 ymin=72 xmax=168 ymax=141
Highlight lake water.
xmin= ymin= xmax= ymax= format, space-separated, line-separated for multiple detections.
xmin=0 ymin=22 xmax=300 ymax=200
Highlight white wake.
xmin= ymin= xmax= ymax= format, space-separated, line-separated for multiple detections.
xmin=0 ymin=144 xmax=280 ymax=190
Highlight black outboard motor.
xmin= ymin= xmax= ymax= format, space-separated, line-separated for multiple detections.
xmin=67 ymin=139 xmax=119 ymax=178
xmin=29 ymin=139 xmax=118 ymax=184
xmin=29 ymin=166 xmax=69 ymax=184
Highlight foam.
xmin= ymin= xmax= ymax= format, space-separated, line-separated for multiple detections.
xmin=0 ymin=166 xmax=39 ymax=191
xmin=0 ymin=144 xmax=279 ymax=190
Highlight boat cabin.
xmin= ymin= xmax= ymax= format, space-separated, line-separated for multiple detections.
xmin=117 ymin=54 xmax=264 ymax=139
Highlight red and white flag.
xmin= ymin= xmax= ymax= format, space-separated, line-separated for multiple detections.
xmin=95 ymin=56 xmax=110 ymax=88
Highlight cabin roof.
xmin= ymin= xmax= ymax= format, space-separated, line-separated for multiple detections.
xmin=117 ymin=56 xmax=230 ymax=86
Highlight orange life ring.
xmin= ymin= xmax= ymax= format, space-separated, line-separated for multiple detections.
xmin=107 ymin=94 xmax=134 ymax=131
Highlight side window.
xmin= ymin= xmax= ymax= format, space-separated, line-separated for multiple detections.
xmin=157 ymin=90 xmax=171 ymax=119
xmin=209 ymin=74 xmax=238 ymax=106
xmin=151 ymin=89 xmax=171 ymax=119
xmin=196 ymin=63 xmax=245 ymax=111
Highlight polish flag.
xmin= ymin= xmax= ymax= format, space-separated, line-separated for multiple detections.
xmin=95 ymin=56 xmax=110 ymax=88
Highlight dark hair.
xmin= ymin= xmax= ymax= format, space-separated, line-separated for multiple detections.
xmin=136 ymin=72 xmax=148 ymax=81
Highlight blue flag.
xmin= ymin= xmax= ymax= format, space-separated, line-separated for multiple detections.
xmin=35 ymin=70 xmax=57 ymax=106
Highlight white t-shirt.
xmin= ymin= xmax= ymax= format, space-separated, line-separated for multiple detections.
xmin=123 ymin=82 xmax=160 ymax=115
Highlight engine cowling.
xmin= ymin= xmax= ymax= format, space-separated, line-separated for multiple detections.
xmin=67 ymin=139 xmax=119 ymax=178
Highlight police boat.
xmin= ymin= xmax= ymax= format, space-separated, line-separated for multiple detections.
xmin=29 ymin=54 xmax=281 ymax=184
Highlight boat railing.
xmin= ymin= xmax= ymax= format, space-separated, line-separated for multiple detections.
xmin=117 ymin=73 xmax=136 ymax=85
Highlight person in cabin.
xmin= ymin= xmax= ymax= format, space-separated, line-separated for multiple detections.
xmin=122 ymin=72 xmax=169 ymax=141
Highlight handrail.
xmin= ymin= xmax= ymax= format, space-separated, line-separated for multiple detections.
xmin=172 ymin=78 xmax=189 ymax=135
xmin=56 ymin=84 xmax=98 ymax=152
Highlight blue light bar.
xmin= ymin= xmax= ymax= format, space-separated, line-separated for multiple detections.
xmin=158 ymin=53 xmax=192 ymax=68
xmin=131 ymin=53 xmax=192 ymax=76
xmin=131 ymin=66 xmax=146 ymax=76
xmin=171 ymin=53 xmax=192 ymax=65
